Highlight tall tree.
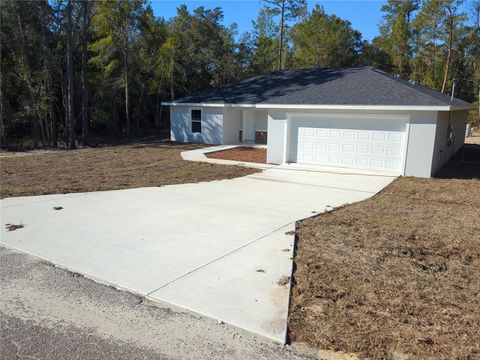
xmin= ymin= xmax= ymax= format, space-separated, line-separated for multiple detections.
xmin=80 ymin=0 xmax=92 ymax=145
xmin=380 ymin=0 xmax=419 ymax=78
xmin=291 ymin=5 xmax=361 ymax=68
xmin=440 ymin=0 xmax=467 ymax=93
xmin=358 ymin=37 xmax=393 ymax=72
xmin=136 ymin=6 xmax=167 ymax=131
xmin=250 ymin=8 xmax=278 ymax=74
xmin=90 ymin=0 xmax=147 ymax=135
xmin=262 ymin=0 xmax=307 ymax=70
xmin=413 ymin=0 xmax=467 ymax=93
xmin=465 ymin=0 xmax=480 ymax=122
xmin=10 ymin=0 xmax=58 ymax=147
xmin=66 ymin=0 xmax=75 ymax=148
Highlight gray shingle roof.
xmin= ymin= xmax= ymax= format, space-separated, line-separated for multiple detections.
xmin=172 ymin=67 xmax=471 ymax=107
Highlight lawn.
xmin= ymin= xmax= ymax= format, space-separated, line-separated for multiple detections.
xmin=289 ymin=175 xmax=480 ymax=359
xmin=0 ymin=140 xmax=259 ymax=198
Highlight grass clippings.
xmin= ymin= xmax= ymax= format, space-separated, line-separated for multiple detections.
xmin=289 ymin=177 xmax=480 ymax=360
xmin=0 ymin=140 xmax=259 ymax=198
xmin=206 ymin=146 xmax=267 ymax=164
xmin=5 ymin=223 xmax=24 ymax=232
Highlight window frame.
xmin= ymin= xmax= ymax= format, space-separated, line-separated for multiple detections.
xmin=191 ymin=108 xmax=202 ymax=134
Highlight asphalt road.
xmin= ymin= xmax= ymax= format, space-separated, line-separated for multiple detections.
xmin=0 ymin=246 xmax=320 ymax=360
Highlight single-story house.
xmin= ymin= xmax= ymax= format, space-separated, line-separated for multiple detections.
xmin=162 ymin=67 xmax=473 ymax=178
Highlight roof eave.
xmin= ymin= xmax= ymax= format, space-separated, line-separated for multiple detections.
xmin=161 ymin=102 xmax=474 ymax=111
xmin=450 ymin=104 xmax=476 ymax=111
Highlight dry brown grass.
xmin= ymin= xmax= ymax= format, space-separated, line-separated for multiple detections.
xmin=206 ymin=146 xmax=267 ymax=164
xmin=0 ymin=141 xmax=259 ymax=198
xmin=289 ymin=177 xmax=480 ymax=360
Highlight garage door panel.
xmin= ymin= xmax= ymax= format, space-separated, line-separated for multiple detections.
xmin=317 ymin=129 xmax=329 ymax=137
xmin=388 ymin=133 xmax=402 ymax=142
xmin=342 ymin=144 xmax=355 ymax=152
xmin=291 ymin=116 xmax=407 ymax=173
xmin=343 ymin=130 xmax=356 ymax=139
xmin=330 ymin=130 xmax=342 ymax=138
xmin=373 ymin=133 xmax=387 ymax=141
xmin=302 ymin=141 xmax=314 ymax=149
xmin=328 ymin=155 xmax=341 ymax=164
xmin=371 ymin=159 xmax=384 ymax=168
xmin=314 ymin=154 xmax=327 ymax=162
xmin=342 ymin=157 xmax=354 ymax=166
xmin=357 ymin=144 xmax=370 ymax=153
xmin=371 ymin=145 xmax=386 ymax=155
xmin=387 ymin=146 xmax=401 ymax=156
xmin=358 ymin=132 xmax=371 ymax=140
xmin=385 ymin=160 xmax=401 ymax=170
xmin=329 ymin=143 xmax=341 ymax=152
xmin=355 ymin=158 xmax=370 ymax=167
xmin=315 ymin=142 xmax=328 ymax=150
xmin=303 ymin=128 xmax=315 ymax=137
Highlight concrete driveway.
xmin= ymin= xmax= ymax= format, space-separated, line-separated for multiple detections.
xmin=0 ymin=164 xmax=396 ymax=343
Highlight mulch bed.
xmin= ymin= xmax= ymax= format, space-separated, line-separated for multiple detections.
xmin=205 ymin=146 xmax=267 ymax=164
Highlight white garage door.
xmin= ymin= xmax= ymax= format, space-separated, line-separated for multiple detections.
xmin=290 ymin=115 xmax=407 ymax=173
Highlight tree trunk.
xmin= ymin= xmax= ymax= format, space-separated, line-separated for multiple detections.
xmin=441 ymin=45 xmax=452 ymax=94
xmin=170 ymin=64 xmax=174 ymax=100
xmin=0 ymin=26 xmax=3 ymax=147
xmin=81 ymin=40 xmax=89 ymax=144
xmin=51 ymin=100 xmax=57 ymax=147
xmin=432 ymin=26 xmax=437 ymax=87
xmin=155 ymin=76 xmax=164 ymax=128
xmin=15 ymin=4 xmax=29 ymax=68
xmin=67 ymin=0 xmax=75 ymax=149
xmin=124 ymin=56 xmax=129 ymax=136
xmin=136 ymin=105 xmax=140 ymax=134
xmin=81 ymin=0 xmax=90 ymax=145
xmin=278 ymin=0 xmax=285 ymax=70
xmin=441 ymin=9 xmax=454 ymax=94
xmin=112 ymin=88 xmax=118 ymax=131
xmin=136 ymin=84 xmax=146 ymax=134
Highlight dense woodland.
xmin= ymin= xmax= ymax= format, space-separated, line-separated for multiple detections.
xmin=0 ymin=0 xmax=479 ymax=149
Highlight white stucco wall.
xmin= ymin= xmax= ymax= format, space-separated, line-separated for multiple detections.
xmin=431 ymin=110 xmax=468 ymax=175
xmin=223 ymin=108 xmax=242 ymax=144
xmin=254 ymin=110 xmax=268 ymax=130
xmin=451 ymin=110 xmax=468 ymax=153
xmin=431 ymin=111 xmax=450 ymax=174
xmin=170 ymin=106 xmax=223 ymax=144
xmin=267 ymin=110 xmax=288 ymax=164
xmin=403 ymin=111 xmax=438 ymax=177
xmin=266 ymin=108 xmax=442 ymax=178
xmin=242 ymin=109 xmax=256 ymax=142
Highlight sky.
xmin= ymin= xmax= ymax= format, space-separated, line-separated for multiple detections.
xmin=149 ymin=0 xmax=388 ymax=42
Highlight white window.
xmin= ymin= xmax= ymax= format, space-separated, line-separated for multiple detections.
xmin=191 ymin=109 xmax=202 ymax=133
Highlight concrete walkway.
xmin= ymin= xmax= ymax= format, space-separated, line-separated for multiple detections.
xmin=0 ymin=165 xmax=397 ymax=343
